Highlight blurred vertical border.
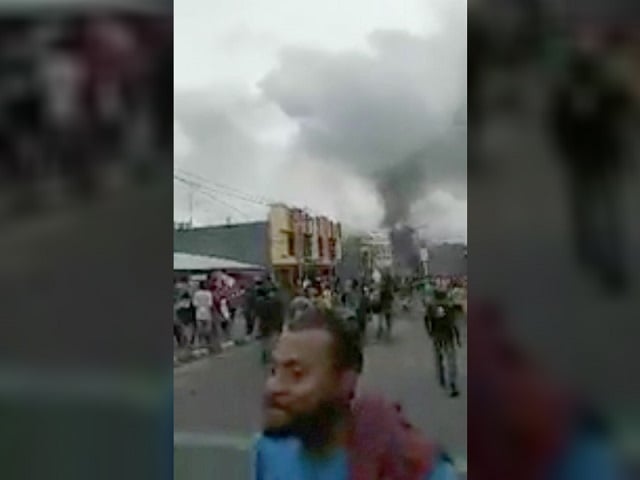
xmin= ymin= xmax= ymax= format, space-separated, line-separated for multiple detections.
xmin=0 ymin=1 xmax=173 ymax=479
xmin=469 ymin=0 xmax=640 ymax=477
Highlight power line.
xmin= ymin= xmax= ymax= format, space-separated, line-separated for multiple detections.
xmin=174 ymin=170 xmax=365 ymax=233
xmin=198 ymin=190 xmax=252 ymax=221
xmin=174 ymin=174 xmax=267 ymax=208
xmin=176 ymin=170 xmax=351 ymax=225
xmin=174 ymin=173 xmax=271 ymax=209
xmin=175 ymin=168 xmax=277 ymax=206
xmin=174 ymin=176 xmax=252 ymax=221
xmin=174 ymin=173 xmax=340 ymax=228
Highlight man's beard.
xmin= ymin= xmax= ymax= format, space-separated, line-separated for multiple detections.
xmin=263 ymin=401 xmax=345 ymax=450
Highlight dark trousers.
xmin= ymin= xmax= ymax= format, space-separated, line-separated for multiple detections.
xmin=434 ymin=342 xmax=458 ymax=392
xmin=173 ymin=324 xmax=183 ymax=346
xmin=245 ymin=311 xmax=256 ymax=336
xmin=375 ymin=311 xmax=392 ymax=339
xmin=356 ymin=310 xmax=367 ymax=337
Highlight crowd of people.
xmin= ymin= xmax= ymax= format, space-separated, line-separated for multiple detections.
xmin=0 ymin=14 xmax=171 ymax=210
xmin=174 ymin=269 xmax=469 ymax=403
xmin=175 ymin=269 xmax=473 ymax=477
xmin=173 ymin=271 xmax=249 ymax=354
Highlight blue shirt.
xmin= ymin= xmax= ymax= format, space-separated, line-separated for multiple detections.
xmin=551 ymin=431 xmax=624 ymax=480
xmin=253 ymin=435 xmax=458 ymax=480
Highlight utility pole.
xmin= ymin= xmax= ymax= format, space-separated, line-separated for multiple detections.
xmin=188 ymin=186 xmax=195 ymax=228
xmin=296 ymin=209 xmax=304 ymax=285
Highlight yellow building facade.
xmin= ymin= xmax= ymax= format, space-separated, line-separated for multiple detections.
xmin=268 ymin=204 xmax=342 ymax=288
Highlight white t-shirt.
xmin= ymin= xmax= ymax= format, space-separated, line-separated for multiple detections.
xmin=192 ymin=289 xmax=213 ymax=321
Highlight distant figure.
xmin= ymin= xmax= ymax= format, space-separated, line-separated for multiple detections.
xmin=550 ymin=37 xmax=632 ymax=291
xmin=418 ymin=277 xmax=435 ymax=311
xmin=175 ymin=291 xmax=196 ymax=347
xmin=425 ymin=289 xmax=461 ymax=397
xmin=288 ymin=296 xmax=314 ymax=327
xmin=343 ymin=279 xmax=366 ymax=339
xmin=369 ymin=283 xmax=384 ymax=340
xmin=380 ymin=274 xmax=395 ymax=339
xmin=321 ymin=285 xmax=333 ymax=309
xmin=244 ymin=279 xmax=258 ymax=338
xmin=192 ymin=281 xmax=217 ymax=350
xmin=256 ymin=278 xmax=285 ymax=364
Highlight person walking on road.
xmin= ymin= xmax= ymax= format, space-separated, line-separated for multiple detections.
xmin=244 ymin=279 xmax=258 ymax=338
xmin=425 ymin=288 xmax=461 ymax=398
xmin=175 ymin=291 xmax=196 ymax=347
xmin=192 ymin=281 xmax=219 ymax=352
xmin=320 ymin=283 xmax=333 ymax=309
xmin=369 ymin=282 xmax=385 ymax=340
xmin=253 ymin=305 xmax=458 ymax=479
xmin=380 ymin=273 xmax=395 ymax=340
xmin=343 ymin=279 xmax=367 ymax=339
xmin=256 ymin=278 xmax=285 ymax=364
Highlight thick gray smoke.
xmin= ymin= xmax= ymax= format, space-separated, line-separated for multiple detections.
xmin=390 ymin=225 xmax=421 ymax=276
xmin=376 ymin=150 xmax=427 ymax=227
xmin=260 ymin=7 xmax=467 ymax=230
xmin=376 ymin=123 xmax=466 ymax=227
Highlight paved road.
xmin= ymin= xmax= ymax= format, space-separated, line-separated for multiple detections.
xmin=174 ymin=305 xmax=467 ymax=479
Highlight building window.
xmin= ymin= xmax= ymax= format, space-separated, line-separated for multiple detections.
xmin=303 ymin=235 xmax=312 ymax=259
xmin=329 ymin=239 xmax=336 ymax=260
xmin=318 ymin=237 xmax=324 ymax=257
xmin=305 ymin=215 xmax=314 ymax=235
xmin=287 ymin=233 xmax=295 ymax=257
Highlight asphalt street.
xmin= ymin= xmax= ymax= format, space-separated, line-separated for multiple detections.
xmin=174 ymin=304 xmax=467 ymax=479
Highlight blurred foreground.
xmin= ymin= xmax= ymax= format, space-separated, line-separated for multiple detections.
xmin=0 ymin=5 xmax=173 ymax=480
xmin=174 ymin=307 xmax=467 ymax=479
xmin=470 ymin=0 xmax=640 ymax=477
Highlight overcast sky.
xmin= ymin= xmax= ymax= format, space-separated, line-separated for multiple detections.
xmin=174 ymin=0 xmax=467 ymax=243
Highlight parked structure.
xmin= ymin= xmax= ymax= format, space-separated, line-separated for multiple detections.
xmin=269 ymin=204 xmax=342 ymax=288
xmin=174 ymin=204 xmax=342 ymax=292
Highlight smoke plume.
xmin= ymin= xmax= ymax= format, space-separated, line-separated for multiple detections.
xmin=260 ymin=3 xmax=467 ymax=231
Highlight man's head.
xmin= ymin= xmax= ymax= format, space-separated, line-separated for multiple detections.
xmin=288 ymin=296 xmax=314 ymax=323
xmin=262 ymin=307 xmax=363 ymax=444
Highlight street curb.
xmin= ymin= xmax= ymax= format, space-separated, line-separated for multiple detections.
xmin=174 ymin=339 xmax=253 ymax=368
